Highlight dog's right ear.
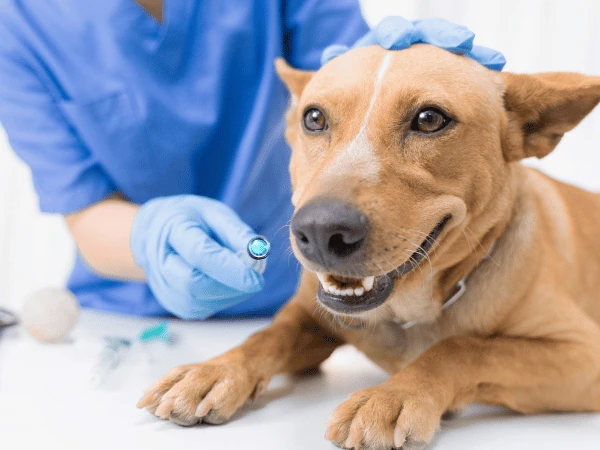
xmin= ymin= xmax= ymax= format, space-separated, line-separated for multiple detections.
xmin=274 ymin=58 xmax=314 ymax=99
xmin=501 ymin=72 xmax=600 ymax=162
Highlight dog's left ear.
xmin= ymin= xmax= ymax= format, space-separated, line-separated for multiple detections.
xmin=501 ymin=72 xmax=600 ymax=162
xmin=274 ymin=58 xmax=314 ymax=98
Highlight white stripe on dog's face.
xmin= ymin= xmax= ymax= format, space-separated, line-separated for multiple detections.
xmin=324 ymin=53 xmax=393 ymax=183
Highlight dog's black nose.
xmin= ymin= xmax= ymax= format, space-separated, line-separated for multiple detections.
xmin=291 ymin=198 xmax=368 ymax=269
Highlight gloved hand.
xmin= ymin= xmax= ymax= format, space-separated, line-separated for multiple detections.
xmin=130 ymin=195 xmax=265 ymax=320
xmin=322 ymin=16 xmax=506 ymax=71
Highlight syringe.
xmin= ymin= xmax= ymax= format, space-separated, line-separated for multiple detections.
xmin=90 ymin=337 xmax=132 ymax=388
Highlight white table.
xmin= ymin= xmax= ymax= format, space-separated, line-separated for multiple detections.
xmin=1 ymin=310 xmax=598 ymax=450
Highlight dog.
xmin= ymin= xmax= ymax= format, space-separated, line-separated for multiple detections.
xmin=137 ymin=44 xmax=600 ymax=449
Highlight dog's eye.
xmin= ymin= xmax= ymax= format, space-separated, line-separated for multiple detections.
xmin=411 ymin=108 xmax=451 ymax=133
xmin=303 ymin=108 xmax=328 ymax=133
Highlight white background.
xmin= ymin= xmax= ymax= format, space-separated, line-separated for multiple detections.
xmin=2 ymin=311 xmax=599 ymax=450
xmin=1 ymin=0 xmax=600 ymax=309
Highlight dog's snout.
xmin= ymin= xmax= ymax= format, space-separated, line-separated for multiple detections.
xmin=291 ymin=198 xmax=368 ymax=269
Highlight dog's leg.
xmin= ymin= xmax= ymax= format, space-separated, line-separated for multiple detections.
xmin=137 ymin=271 xmax=341 ymax=426
xmin=326 ymin=327 xmax=600 ymax=449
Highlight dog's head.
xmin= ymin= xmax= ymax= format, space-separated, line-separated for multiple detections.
xmin=276 ymin=44 xmax=600 ymax=322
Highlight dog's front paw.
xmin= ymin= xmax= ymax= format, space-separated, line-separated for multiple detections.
xmin=325 ymin=383 xmax=444 ymax=450
xmin=136 ymin=358 xmax=264 ymax=427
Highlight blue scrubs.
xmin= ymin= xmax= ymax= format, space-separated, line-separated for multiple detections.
xmin=0 ymin=0 xmax=368 ymax=317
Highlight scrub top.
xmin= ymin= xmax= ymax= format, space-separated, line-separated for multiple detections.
xmin=0 ymin=0 xmax=369 ymax=317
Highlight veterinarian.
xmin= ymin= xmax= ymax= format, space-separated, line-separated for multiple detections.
xmin=0 ymin=0 xmax=496 ymax=320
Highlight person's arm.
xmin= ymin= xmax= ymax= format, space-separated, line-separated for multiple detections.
xmin=0 ymin=42 xmax=117 ymax=219
xmin=0 ymin=35 xmax=264 ymax=319
xmin=0 ymin=41 xmax=140 ymax=279
xmin=64 ymin=195 xmax=145 ymax=281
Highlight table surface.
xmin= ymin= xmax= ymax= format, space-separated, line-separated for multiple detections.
xmin=1 ymin=310 xmax=598 ymax=450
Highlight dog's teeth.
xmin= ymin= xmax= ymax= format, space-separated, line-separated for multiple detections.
xmin=317 ymin=273 xmax=375 ymax=297
xmin=316 ymin=272 xmax=327 ymax=285
xmin=362 ymin=276 xmax=375 ymax=291
xmin=317 ymin=273 xmax=337 ymax=295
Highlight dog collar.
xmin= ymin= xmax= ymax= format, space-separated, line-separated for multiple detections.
xmin=332 ymin=242 xmax=496 ymax=331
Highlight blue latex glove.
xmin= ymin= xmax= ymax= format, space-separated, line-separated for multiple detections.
xmin=130 ymin=195 xmax=265 ymax=320
xmin=321 ymin=17 xmax=506 ymax=71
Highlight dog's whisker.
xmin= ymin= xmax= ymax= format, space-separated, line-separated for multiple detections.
xmin=273 ymin=220 xmax=292 ymax=238
xmin=464 ymin=225 xmax=501 ymax=269
xmin=462 ymin=230 xmax=476 ymax=254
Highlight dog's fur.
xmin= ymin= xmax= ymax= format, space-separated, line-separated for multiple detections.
xmin=138 ymin=45 xmax=600 ymax=449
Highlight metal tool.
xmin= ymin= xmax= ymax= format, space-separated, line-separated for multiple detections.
xmin=0 ymin=307 xmax=18 ymax=331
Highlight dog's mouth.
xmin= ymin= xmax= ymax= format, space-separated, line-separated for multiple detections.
xmin=316 ymin=215 xmax=451 ymax=314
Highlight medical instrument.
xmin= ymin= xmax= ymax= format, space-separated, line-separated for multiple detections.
xmin=0 ymin=307 xmax=18 ymax=331
xmin=131 ymin=195 xmax=265 ymax=319
xmin=90 ymin=337 xmax=132 ymax=388
xmin=237 ymin=235 xmax=270 ymax=275
xmin=89 ymin=322 xmax=175 ymax=388
xmin=139 ymin=320 xmax=173 ymax=343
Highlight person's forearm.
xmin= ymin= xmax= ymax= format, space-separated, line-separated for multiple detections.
xmin=65 ymin=195 xmax=146 ymax=281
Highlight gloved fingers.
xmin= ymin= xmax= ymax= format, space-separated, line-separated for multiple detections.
xmin=160 ymin=252 xmax=247 ymax=300
xmin=323 ymin=25 xmax=380 ymax=66
xmin=185 ymin=293 xmax=252 ymax=320
xmin=350 ymin=29 xmax=379 ymax=49
xmin=321 ymin=44 xmax=350 ymax=66
xmin=323 ymin=17 xmax=414 ymax=65
xmin=153 ymin=253 xmax=251 ymax=320
xmin=168 ymin=224 xmax=265 ymax=293
xmin=191 ymin=198 xmax=257 ymax=252
xmin=146 ymin=253 xmax=197 ymax=320
xmin=412 ymin=18 xmax=474 ymax=54
xmin=465 ymin=45 xmax=507 ymax=71
xmin=320 ymin=16 xmax=505 ymax=72
xmin=373 ymin=16 xmax=415 ymax=50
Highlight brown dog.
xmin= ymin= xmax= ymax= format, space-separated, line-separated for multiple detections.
xmin=137 ymin=44 xmax=600 ymax=449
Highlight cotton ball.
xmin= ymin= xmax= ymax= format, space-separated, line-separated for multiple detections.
xmin=21 ymin=288 xmax=79 ymax=343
